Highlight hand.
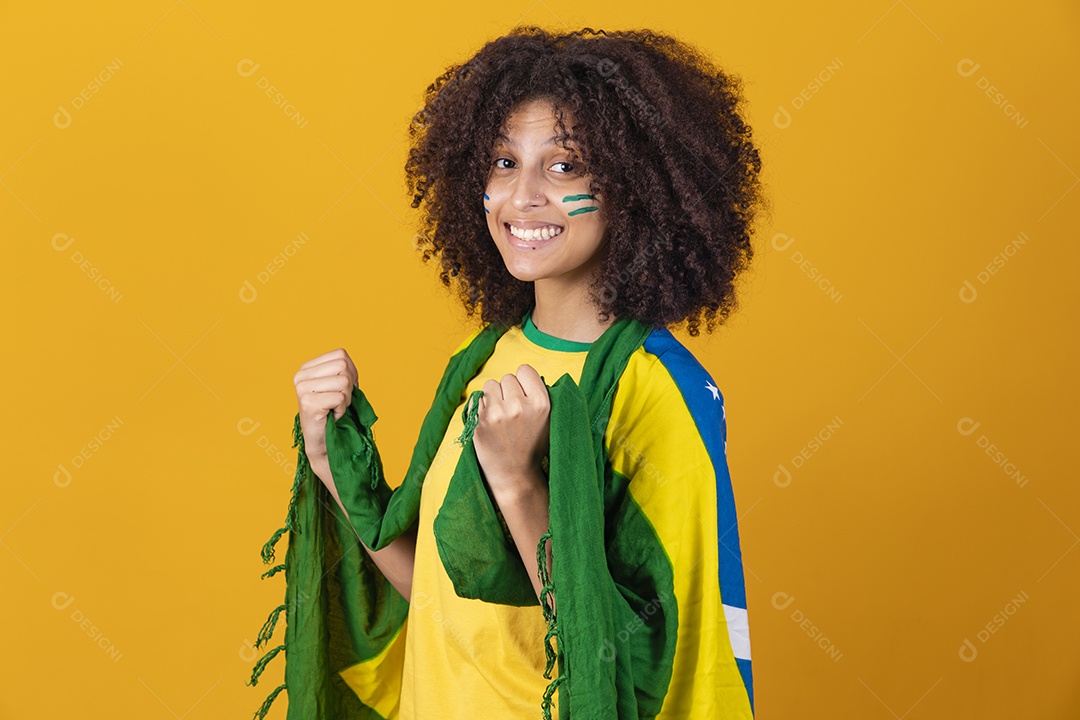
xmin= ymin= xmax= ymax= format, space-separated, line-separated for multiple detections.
xmin=470 ymin=364 xmax=551 ymax=499
xmin=293 ymin=348 xmax=359 ymax=480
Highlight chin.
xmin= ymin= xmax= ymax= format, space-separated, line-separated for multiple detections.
xmin=493 ymin=244 xmax=548 ymax=283
xmin=503 ymin=262 xmax=548 ymax=283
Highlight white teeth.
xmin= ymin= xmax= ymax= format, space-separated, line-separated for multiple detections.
xmin=509 ymin=224 xmax=563 ymax=241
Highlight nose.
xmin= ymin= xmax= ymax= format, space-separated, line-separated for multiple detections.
xmin=510 ymin=165 xmax=548 ymax=210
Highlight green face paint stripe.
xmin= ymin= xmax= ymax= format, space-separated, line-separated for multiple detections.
xmin=567 ymin=206 xmax=599 ymax=216
xmin=563 ymin=193 xmax=597 ymax=217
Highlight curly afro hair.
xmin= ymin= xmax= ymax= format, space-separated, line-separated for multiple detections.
xmin=404 ymin=26 xmax=768 ymax=336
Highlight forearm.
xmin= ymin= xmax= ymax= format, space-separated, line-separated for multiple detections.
xmin=310 ymin=459 xmax=416 ymax=600
xmin=489 ymin=465 xmax=555 ymax=612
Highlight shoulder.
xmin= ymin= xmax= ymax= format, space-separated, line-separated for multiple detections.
xmin=611 ymin=326 xmax=727 ymax=444
xmin=449 ymin=319 xmax=526 ymax=358
xmin=605 ymin=326 xmax=728 ymax=493
xmin=450 ymin=325 xmax=485 ymax=356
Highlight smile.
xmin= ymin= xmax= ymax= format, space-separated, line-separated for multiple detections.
xmin=505 ymin=222 xmax=564 ymax=249
xmin=507 ymin=222 xmax=564 ymax=240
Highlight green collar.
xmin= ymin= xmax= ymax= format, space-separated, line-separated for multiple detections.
xmin=521 ymin=308 xmax=593 ymax=352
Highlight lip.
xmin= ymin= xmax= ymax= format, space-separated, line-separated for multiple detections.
xmin=506 ymin=220 xmax=565 ymax=229
xmin=505 ymin=222 xmax=563 ymax=250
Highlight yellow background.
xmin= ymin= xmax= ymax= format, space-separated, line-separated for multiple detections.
xmin=3 ymin=1 xmax=1077 ymax=718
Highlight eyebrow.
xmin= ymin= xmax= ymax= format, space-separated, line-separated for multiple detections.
xmin=495 ymin=133 xmax=577 ymax=148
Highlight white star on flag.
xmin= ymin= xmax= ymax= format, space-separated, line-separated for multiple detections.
xmin=705 ymin=381 xmax=720 ymax=400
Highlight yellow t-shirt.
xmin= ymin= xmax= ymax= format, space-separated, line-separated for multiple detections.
xmin=398 ymin=315 xmax=590 ymax=719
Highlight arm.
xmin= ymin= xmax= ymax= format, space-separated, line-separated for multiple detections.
xmin=488 ymin=464 xmax=555 ymax=611
xmin=605 ymin=370 xmax=754 ymax=718
xmin=468 ymin=364 xmax=557 ymax=611
xmin=310 ymin=458 xmax=417 ymax=601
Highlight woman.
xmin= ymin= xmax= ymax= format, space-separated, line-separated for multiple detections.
xmin=256 ymin=25 xmax=766 ymax=720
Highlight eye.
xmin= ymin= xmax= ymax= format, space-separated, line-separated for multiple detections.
xmin=489 ymin=157 xmax=580 ymax=173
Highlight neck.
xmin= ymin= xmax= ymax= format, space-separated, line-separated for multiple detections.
xmin=531 ymin=277 xmax=616 ymax=344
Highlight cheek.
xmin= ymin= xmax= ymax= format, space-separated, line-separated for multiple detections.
xmin=483 ymin=191 xmax=502 ymax=236
xmin=486 ymin=217 xmax=502 ymax=246
xmin=565 ymin=221 xmax=606 ymax=259
xmin=483 ymin=186 xmax=509 ymax=214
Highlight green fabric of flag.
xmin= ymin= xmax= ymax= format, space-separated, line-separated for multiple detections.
xmin=247 ymin=311 xmax=669 ymax=719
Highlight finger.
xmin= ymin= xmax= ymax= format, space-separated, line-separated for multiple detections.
xmin=298 ymin=348 xmax=348 ymax=371
xmin=500 ymin=372 xmax=526 ymax=400
xmin=294 ymin=358 xmax=347 ymax=388
xmin=299 ymin=389 xmax=349 ymax=419
xmin=297 ymin=376 xmax=353 ymax=421
xmin=514 ymin=364 xmax=548 ymax=399
xmin=481 ymin=378 xmax=504 ymax=402
xmin=296 ymin=352 xmax=358 ymax=387
xmin=339 ymin=352 xmax=358 ymax=386
xmin=296 ymin=374 xmax=353 ymax=398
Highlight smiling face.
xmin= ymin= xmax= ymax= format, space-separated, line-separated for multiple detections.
xmin=483 ymin=98 xmax=608 ymax=290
